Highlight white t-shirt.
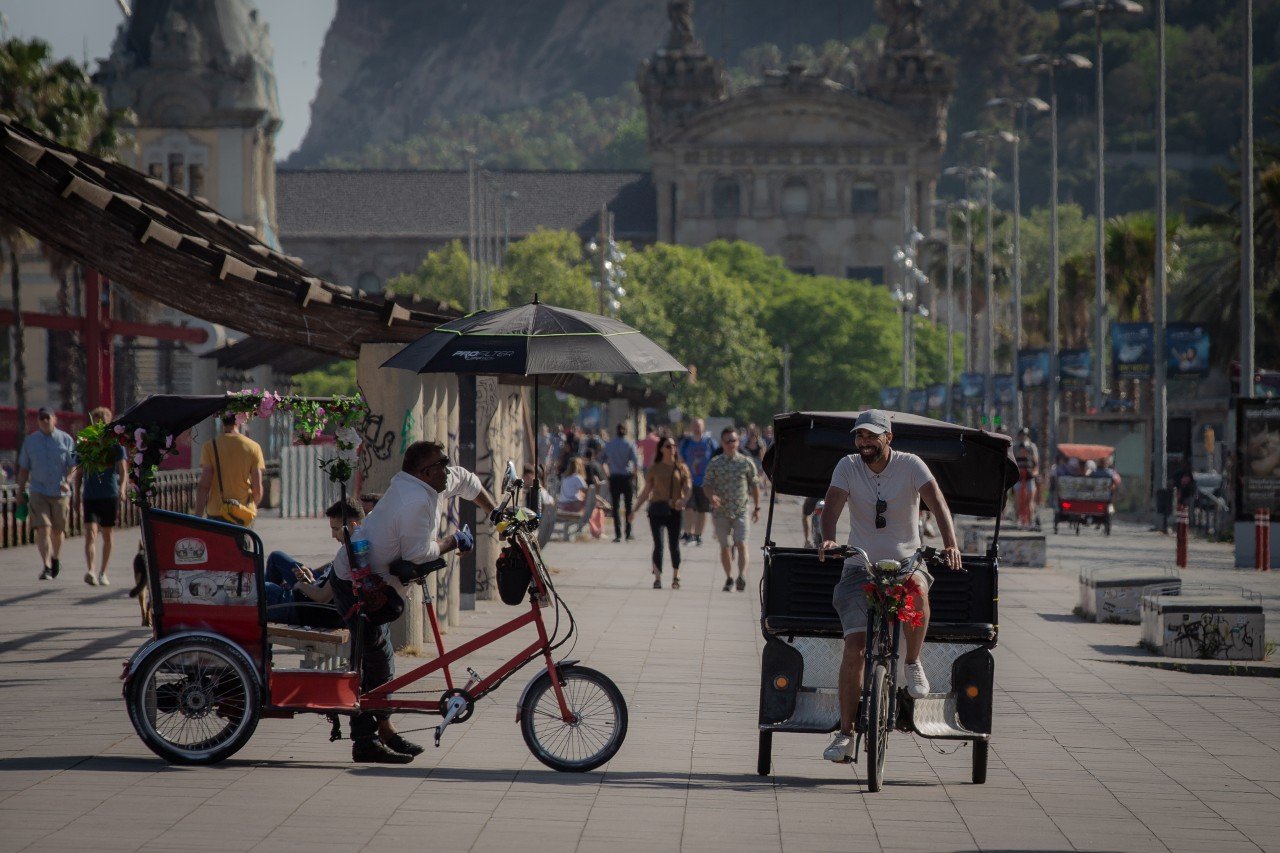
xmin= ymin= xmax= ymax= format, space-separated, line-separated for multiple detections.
xmin=829 ymin=449 xmax=935 ymax=565
xmin=558 ymin=473 xmax=586 ymax=504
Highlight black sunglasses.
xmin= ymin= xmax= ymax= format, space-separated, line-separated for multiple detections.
xmin=874 ymin=499 xmax=887 ymax=529
xmin=420 ymin=456 xmax=451 ymax=474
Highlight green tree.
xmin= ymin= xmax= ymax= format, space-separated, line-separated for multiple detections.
xmin=503 ymin=229 xmax=596 ymax=310
xmin=292 ymin=359 xmax=356 ymax=397
xmin=385 ymin=239 xmax=475 ymax=310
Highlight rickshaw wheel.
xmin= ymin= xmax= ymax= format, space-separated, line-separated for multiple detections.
xmin=519 ymin=665 xmax=627 ymax=772
xmin=756 ymin=731 xmax=772 ymax=776
xmin=972 ymin=740 xmax=989 ymax=784
xmin=127 ymin=636 xmax=261 ymax=765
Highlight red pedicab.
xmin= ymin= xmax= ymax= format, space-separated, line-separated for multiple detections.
xmin=1052 ymin=443 xmax=1117 ymax=535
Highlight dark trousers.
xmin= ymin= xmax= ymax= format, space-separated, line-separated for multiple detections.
xmin=609 ymin=474 xmax=634 ymax=539
xmin=329 ymin=575 xmax=394 ymax=741
xmin=648 ymin=510 xmax=682 ymax=572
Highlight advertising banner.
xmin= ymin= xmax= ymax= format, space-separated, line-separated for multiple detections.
xmin=1238 ymin=398 xmax=1280 ymax=516
xmin=1060 ymin=348 xmax=1091 ymax=389
xmin=960 ymin=372 xmax=984 ymax=400
xmin=1111 ymin=322 xmax=1154 ymax=378
xmin=927 ymin=383 xmax=948 ymax=411
xmin=909 ymin=389 xmax=928 ymax=415
xmin=993 ymin=374 xmax=1016 ymax=405
xmin=1017 ymin=348 xmax=1050 ymax=389
xmin=880 ymin=386 xmax=902 ymax=409
xmin=1167 ymin=323 xmax=1210 ymax=377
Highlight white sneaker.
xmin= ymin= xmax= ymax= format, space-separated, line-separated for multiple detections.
xmin=906 ymin=662 xmax=930 ymax=699
xmin=823 ymin=732 xmax=855 ymax=763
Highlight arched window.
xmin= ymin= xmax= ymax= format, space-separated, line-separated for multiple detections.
xmin=711 ymin=177 xmax=741 ymax=218
xmin=781 ymin=179 xmax=810 ymax=216
xmin=357 ymin=272 xmax=381 ymax=294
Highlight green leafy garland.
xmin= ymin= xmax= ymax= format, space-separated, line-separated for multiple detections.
xmin=75 ymin=391 xmax=368 ymax=506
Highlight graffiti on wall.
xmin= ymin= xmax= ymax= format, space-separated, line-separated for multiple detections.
xmin=357 ymin=411 xmax=398 ymax=481
xmin=1164 ymin=612 xmax=1260 ymax=660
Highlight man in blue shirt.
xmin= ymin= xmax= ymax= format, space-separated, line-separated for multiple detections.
xmin=17 ymin=408 xmax=77 ymax=580
xmin=602 ymin=423 xmax=640 ymax=542
xmin=678 ymin=418 xmax=717 ymax=546
xmin=76 ymin=407 xmax=127 ymax=586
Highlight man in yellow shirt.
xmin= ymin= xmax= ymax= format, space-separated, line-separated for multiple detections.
xmin=195 ymin=414 xmax=265 ymax=525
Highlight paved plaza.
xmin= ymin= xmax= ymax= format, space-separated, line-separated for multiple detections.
xmin=2 ymin=500 xmax=1279 ymax=853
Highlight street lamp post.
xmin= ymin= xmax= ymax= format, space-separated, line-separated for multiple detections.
xmin=960 ymin=134 xmax=1009 ymax=425
xmin=1154 ymin=0 xmax=1169 ymax=513
xmin=932 ymin=198 xmax=974 ymax=421
xmin=1241 ymin=0 xmax=1255 ymax=398
xmin=987 ymin=97 xmax=1049 ymax=434
xmin=943 ymin=166 xmax=994 ymax=415
xmin=1060 ymin=0 xmax=1145 ymax=412
xmin=892 ymin=228 xmax=927 ymax=400
xmin=1020 ymin=52 xmax=1093 ymax=464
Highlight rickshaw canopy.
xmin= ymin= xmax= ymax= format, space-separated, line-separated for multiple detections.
xmin=762 ymin=411 xmax=1019 ymax=518
xmin=1056 ymin=443 xmax=1115 ymax=463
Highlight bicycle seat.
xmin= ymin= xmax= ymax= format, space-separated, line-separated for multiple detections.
xmin=389 ymin=558 xmax=448 ymax=585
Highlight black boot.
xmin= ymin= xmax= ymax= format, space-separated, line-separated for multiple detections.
xmin=380 ymin=732 xmax=424 ymax=756
xmin=352 ymin=738 xmax=414 ymax=764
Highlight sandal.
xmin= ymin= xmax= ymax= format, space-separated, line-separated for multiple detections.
xmin=653 ymin=576 xmax=662 ymax=589
xmin=671 ymin=577 xmax=680 ymax=589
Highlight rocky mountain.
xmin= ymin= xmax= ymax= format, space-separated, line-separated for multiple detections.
xmin=286 ymin=0 xmax=881 ymax=167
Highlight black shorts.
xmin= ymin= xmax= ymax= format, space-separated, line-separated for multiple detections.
xmin=688 ymin=484 xmax=711 ymax=513
xmin=83 ymin=497 xmax=118 ymax=528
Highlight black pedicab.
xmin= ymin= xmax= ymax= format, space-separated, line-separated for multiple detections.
xmin=92 ymin=393 xmax=627 ymax=769
xmin=756 ymin=411 xmax=1018 ymax=785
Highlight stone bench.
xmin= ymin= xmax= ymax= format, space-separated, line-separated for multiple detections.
xmin=268 ymin=623 xmax=350 ymax=670
xmin=1140 ymin=584 xmax=1266 ymax=661
xmin=958 ymin=520 xmax=997 ymax=554
xmin=992 ymin=531 xmax=1046 ymax=568
xmin=1078 ymin=567 xmax=1179 ymax=623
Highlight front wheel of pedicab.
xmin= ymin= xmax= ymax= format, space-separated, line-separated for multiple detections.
xmin=519 ymin=664 xmax=628 ymax=772
xmin=126 ymin=635 xmax=261 ymax=765
xmin=865 ymin=663 xmax=889 ymax=793
xmin=756 ymin=731 xmax=772 ymax=776
xmin=972 ymin=739 xmax=989 ymax=784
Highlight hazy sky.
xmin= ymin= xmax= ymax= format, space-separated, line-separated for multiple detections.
xmin=0 ymin=0 xmax=335 ymax=158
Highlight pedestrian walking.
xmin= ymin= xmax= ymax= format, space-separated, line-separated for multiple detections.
xmin=195 ymin=413 xmax=265 ymax=526
xmin=17 ymin=407 xmax=76 ymax=580
xmin=702 ymin=427 xmax=760 ymax=592
xmin=602 ymin=423 xmax=639 ymax=542
xmin=631 ymin=436 xmax=691 ymax=589
xmin=678 ymin=417 xmax=717 ymax=546
xmin=76 ymin=406 xmax=126 ymax=586
xmin=636 ymin=424 xmax=659 ymax=473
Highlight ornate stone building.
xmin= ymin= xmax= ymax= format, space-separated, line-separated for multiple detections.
xmin=637 ymin=0 xmax=952 ymax=283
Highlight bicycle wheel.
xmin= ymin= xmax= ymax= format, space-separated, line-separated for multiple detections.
xmin=126 ymin=635 xmax=261 ymax=765
xmin=864 ymin=663 xmax=889 ymax=792
xmin=520 ymin=665 xmax=628 ymax=772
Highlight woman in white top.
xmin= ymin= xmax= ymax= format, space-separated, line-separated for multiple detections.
xmin=558 ymin=457 xmax=587 ymax=513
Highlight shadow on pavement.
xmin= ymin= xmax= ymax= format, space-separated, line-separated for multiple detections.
xmin=0 ymin=589 xmax=60 ymax=607
xmin=1035 ymin=613 xmax=1081 ymax=623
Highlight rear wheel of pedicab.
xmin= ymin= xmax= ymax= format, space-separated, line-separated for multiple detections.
xmin=520 ymin=665 xmax=628 ymax=772
xmin=1103 ymin=517 xmax=1112 ymax=536
xmin=865 ymin=663 xmax=889 ymax=793
xmin=756 ymin=731 xmax=772 ymax=776
xmin=126 ymin=635 xmax=261 ymax=765
xmin=972 ymin=739 xmax=989 ymax=784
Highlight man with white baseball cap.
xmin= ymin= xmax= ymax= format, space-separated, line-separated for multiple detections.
xmin=816 ymin=409 xmax=964 ymax=763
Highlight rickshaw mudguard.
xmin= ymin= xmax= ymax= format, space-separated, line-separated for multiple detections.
xmin=120 ymin=629 xmax=263 ymax=694
xmin=514 ymin=659 xmax=580 ymax=719
xmin=759 ymin=635 xmax=804 ymax=725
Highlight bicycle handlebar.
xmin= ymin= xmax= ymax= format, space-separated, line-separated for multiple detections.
xmin=819 ymin=544 xmax=951 ymax=573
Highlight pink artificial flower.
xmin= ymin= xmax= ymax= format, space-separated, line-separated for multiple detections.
xmin=257 ymin=393 xmax=276 ymax=418
xmin=234 ymin=411 xmax=251 ymax=427
xmin=134 ymin=427 xmax=146 ymax=445
xmin=133 ymin=453 xmax=144 ymax=465
xmin=113 ymin=425 xmax=125 ymax=435
xmin=165 ymin=434 xmax=174 ymax=448
xmin=316 ymin=406 xmax=326 ymax=417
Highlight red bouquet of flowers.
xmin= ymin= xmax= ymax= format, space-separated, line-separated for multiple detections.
xmin=863 ymin=575 xmax=925 ymax=628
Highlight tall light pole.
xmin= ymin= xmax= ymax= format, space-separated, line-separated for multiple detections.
xmin=932 ymin=198 xmax=973 ymax=421
xmin=1020 ymin=52 xmax=1093 ymax=461
xmin=944 ymin=167 xmax=992 ymax=390
xmin=1241 ymin=0 xmax=1255 ymax=398
xmin=961 ymin=132 xmax=1008 ymax=425
xmin=1061 ymin=0 xmax=1145 ymax=412
xmin=1153 ymin=0 xmax=1169 ymax=512
xmin=987 ymin=97 xmax=1049 ymax=434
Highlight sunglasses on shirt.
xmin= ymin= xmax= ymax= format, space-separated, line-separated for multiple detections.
xmin=874 ymin=499 xmax=887 ymax=530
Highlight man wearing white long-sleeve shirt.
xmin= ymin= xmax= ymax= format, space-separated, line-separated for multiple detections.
xmin=330 ymin=440 xmax=496 ymax=763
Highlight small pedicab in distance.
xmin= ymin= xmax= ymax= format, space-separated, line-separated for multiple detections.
xmin=756 ymin=411 xmax=1018 ymax=786
xmin=98 ymin=393 xmax=626 ymax=770
xmin=1052 ymin=443 xmax=1117 ymax=536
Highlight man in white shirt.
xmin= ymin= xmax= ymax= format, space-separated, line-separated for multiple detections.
xmin=816 ymin=410 xmax=963 ymax=763
xmin=330 ymin=440 xmax=496 ymax=764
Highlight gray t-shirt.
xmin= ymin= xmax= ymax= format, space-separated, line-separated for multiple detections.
xmin=829 ymin=449 xmax=934 ymax=565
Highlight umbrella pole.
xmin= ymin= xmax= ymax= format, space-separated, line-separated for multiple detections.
xmin=533 ymin=375 xmax=539 ymax=463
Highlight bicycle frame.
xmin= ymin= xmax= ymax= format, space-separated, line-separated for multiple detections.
xmin=856 ymin=594 xmax=902 ymax=736
xmin=358 ymin=528 xmax=574 ymax=722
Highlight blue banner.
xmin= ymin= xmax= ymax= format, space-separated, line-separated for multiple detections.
xmin=909 ymin=389 xmax=928 ymax=414
xmin=1017 ymin=348 xmax=1050 ymax=389
xmin=1111 ymin=322 xmax=1154 ymax=378
xmin=994 ymin=374 xmax=1016 ymax=405
xmin=960 ymin=372 xmax=984 ymax=400
xmin=927 ymin=383 xmax=947 ymax=411
xmin=880 ymin=386 xmax=902 ymax=409
xmin=1167 ymin=323 xmax=1210 ymax=377
xmin=1060 ymin=349 xmax=1091 ymax=389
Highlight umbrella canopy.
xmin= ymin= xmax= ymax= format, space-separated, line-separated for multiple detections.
xmin=381 ymin=302 xmax=686 ymax=376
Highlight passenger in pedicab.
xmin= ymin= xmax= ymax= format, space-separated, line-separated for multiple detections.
xmin=1091 ymin=455 xmax=1122 ymax=495
xmin=328 ymin=440 xmax=497 ymax=764
xmin=262 ymin=497 xmax=362 ymax=630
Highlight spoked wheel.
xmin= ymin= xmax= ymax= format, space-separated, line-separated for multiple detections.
xmin=520 ymin=665 xmax=628 ymax=772
xmin=756 ymin=731 xmax=772 ymax=776
xmin=972 ymin=739 xmax=989 ymax=784
xmin=126 ymin=636 xmax=261 ymax=765
xmin=864 ymin=664 xmax=890 ymax=793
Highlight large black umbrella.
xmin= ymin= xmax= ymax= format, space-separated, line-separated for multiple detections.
xmin=381 ymin=300 xmax=686 ymax=431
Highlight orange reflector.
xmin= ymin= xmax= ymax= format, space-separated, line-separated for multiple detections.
xmin=965 ymin=685 xmax=979 ymax=699
xmin=773 ymin=676 xmax=790 ymax=690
